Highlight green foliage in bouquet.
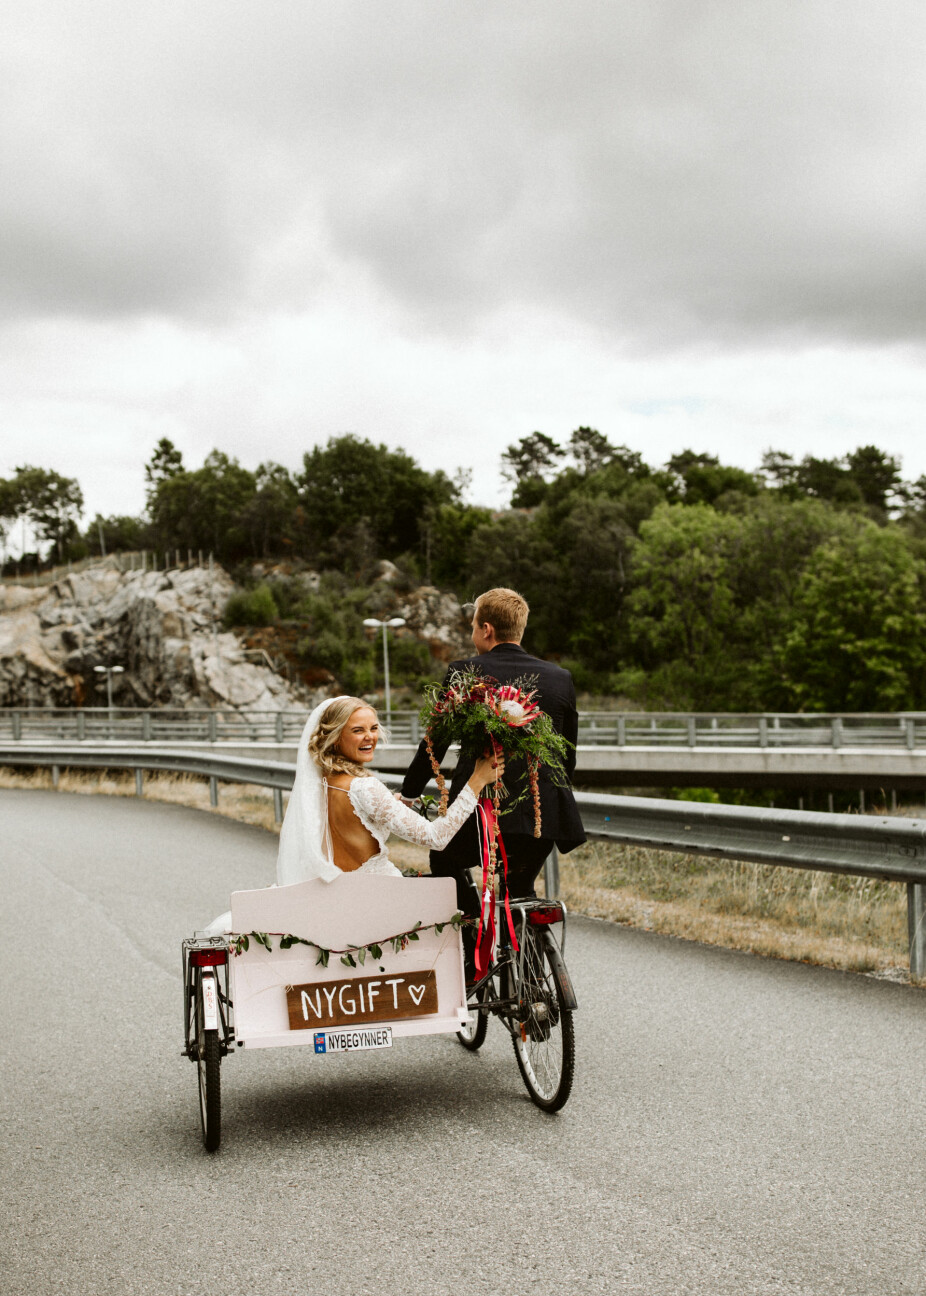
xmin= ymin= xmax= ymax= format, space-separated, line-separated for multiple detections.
xmin=419 ymin=667 xmax=572 ymax=830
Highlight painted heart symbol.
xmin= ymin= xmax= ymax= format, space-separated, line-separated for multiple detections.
xmin=408 ymin=984 xmax=426 ymax=1006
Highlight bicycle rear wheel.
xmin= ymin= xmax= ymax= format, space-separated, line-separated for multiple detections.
xmin=511 ymin=928 xmax=575 ymax=1112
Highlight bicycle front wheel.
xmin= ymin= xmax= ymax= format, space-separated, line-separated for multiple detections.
xmin=511 ymin=929 xmax=575 ymax=1112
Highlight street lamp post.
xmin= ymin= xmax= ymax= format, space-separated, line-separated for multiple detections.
xmin=362 ymin=617 xmax=406 ymax=725
xmin=94 ymin=664 xmax=125 ymax=719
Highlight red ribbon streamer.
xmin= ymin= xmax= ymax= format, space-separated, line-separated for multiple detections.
xmin=473 ymin=797 xmax=519 ymax=981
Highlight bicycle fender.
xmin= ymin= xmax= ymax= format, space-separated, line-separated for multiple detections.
xmin=543 ymin=933 xmax=578 ymax=1010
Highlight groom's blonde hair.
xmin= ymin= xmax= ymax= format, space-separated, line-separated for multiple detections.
xmin=474 ymin=588 xmax=529 ymax=643
xmin=308 ymin=696 xmax=384 ymax=777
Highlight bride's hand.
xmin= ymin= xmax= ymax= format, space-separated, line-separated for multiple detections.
xmin=469 ymin=751 xmax=505 ymax=794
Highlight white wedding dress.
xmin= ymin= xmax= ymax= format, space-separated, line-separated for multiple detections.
xmin=331 ymin=777 xmax=477 ymax=874
xmin=202 ymin=696 xmax=478 ymax=936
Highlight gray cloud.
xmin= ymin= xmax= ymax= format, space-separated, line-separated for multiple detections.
xmin=2 ymin=0 xmax=925 ymax=346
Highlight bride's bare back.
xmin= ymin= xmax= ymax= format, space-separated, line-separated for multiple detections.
xmin=326 ymin=775 xmax=379 ymax=871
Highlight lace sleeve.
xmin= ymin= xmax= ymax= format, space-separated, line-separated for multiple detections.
xmin=349 ymin=778 xmax=479 ymax=851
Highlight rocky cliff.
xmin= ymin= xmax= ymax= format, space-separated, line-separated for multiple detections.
xmin=0 ymin=562 xmax=318 ymax=710
xmin=0 ymin=560 xmax=474 ymax=710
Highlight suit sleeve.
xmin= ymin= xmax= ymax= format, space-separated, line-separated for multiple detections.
xmin=401 ymin=665 xmax=455 ymax=798
xmin=562 ymin=675 xmax=579 ymax=781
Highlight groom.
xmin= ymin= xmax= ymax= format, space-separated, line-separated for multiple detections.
xmin=401 ymin=587 xmax=586 ymax=917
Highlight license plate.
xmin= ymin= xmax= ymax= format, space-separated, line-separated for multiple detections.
xmin=202 ymin=974 xmax=219 ymax=1029
xmin=313 ymin=1026 xmax=393 ymax=1055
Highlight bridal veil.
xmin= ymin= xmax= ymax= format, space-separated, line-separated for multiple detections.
xmin=276 ymin=694 xmax=353 ymax=886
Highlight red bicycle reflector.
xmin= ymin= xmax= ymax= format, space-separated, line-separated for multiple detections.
xmin=527 ymin=905 xmax=563 ymax=925
xmin=190 ymin=949 xmax=227 ymax=966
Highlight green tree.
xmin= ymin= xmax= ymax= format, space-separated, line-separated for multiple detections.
xmin=624 ymin=504 xmax=744 ymax=707
xmin=845 ymin=445 xmax=903 ymax=518
xmin=568 ymin=427 xmax=615 ymax=475
xmin=759 ymin=449 xmax=800 ymax=496
xmin=667 ymin=451 xmax=760 ymax=506
xmin=463 ymin=510 xmax=563 ymax=654
xmin=144 ymin=437 xmax=184 ymax=504
xmin=794 ymin=455 xmax=862 ymax=507
xmin=148 ymin=450 xmax=256 ymax=560
xmin=0 ymin=477 xmax=17 ymax=557
xmin=501 ymin=432 xmax=565 ymax=507
xmin=552 ymin=495 xmax=633 ymax=671
xmin=85 ymin=514 xmax=150 ymax=555
xmin=779 ymin=524 xmax=926 ymax=711
xmin=238 ymin=462 xmax=299 ymax=558
xmin=11 ymin=465 xmax=84 ymax=561
xmin=727 ymin=497 xmax=861 ymax=708
xmin=297 ymin=435 xmax=457 ymax=563
xmin=422 ymin=502 xmax=493 ymax=588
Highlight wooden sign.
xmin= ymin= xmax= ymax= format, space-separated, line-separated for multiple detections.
xmin=286 ymin=970 xmax=438 ymax=1032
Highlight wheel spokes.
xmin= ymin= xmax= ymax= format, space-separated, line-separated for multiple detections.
xmin=516 ymin=935 xmax=565 ymax=1101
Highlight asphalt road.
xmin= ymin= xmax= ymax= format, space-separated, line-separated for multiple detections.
xmin=2 ymin=788 xmax=925 ymax=1296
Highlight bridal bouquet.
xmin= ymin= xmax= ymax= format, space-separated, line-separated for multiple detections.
xmin=419 ymin=667 xmax=571 ymax=838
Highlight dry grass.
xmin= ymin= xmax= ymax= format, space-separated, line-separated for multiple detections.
xmin=554 ymin=838 xmax=910 ymax=980
xmin=0 ymin=765 xmax=286 ymax=833
xmin=0 ymin=765 xmax=913 ymax=980
xmin=0 ymin=765 xmax=436 ymax=870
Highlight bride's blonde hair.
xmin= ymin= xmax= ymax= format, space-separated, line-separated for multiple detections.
xmin=307 ymin=696 xmax=385 ymax=777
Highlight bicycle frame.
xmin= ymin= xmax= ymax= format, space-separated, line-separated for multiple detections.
xmin=465 ymin=895 xmax=577 ymax=1022
xmin=182 ymin=936 xmax=235 ymax=1059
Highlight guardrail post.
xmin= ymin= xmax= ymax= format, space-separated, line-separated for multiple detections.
xmin=906 ymin=718 xmax=916 ymax=751
xmin=12 ymin=711 xmax=21 ymax=740
xmin=273 ymin=788 xmax=284 ymax=824
xmin=143 ymin=712 xmax=151 ymax=742
xmin=908 ymin=884 xmax=926 ymax=979
xmin=687 ymin=717 xmax=697 ymax=747
xmin=208 ymin=712 xmax=218 ymax=743
xmin=758 ymin=717 xmax=768 ymax=748
xmin=617 ymin=715 xmax=626 ymax=747
xmin=543 ymin=846 xmax=560 ymax=899
xmin=52 ymin=764 xmax=60 ymax=789
xmin=77 ymin=711 xmax=85 ymax=741
xmin=831 ymin=717 xmax=843 ymax=749
xmin=275 ymin=712 xmax=284 ymax=743
xmin=410 ymin=715 xmax=420 ymax=744
xmin=135 ymin=769 xmax=144 ymax=797
xmin=209 ymin=776 xmax=219 ymax=807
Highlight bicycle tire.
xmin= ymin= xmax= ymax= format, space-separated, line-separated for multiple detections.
xmin=457 ymin=979 xmax=490 ymax=1051
xmin=511 ymin=928 xmax=575 ymax=1112
xmin=194 ymin=973 xmax=222 ymax=1152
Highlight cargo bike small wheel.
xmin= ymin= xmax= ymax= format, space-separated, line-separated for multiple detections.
xmin=185 ymin=947 xmax=226 ymax=1153
xmin=457 ymin=977 xmax=490 ymax=1051
xmin=194 ymin=976 xmax=222 ymax=1153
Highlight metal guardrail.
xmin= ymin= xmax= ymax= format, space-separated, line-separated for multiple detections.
xmin=3 ymin=742 xmax=926 ymax=978
xmin=3 ymin=707 xmax=926 ymax=750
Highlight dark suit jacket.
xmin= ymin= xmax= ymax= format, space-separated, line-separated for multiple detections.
xmin=401 ymin=642 xmax=587 ymax=860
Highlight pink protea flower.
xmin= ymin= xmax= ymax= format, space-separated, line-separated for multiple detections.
xmin=494 ymin=684 xmax=541 ymax=727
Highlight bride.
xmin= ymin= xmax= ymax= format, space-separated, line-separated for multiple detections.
xmin=204 ymin=695 xmax=502 ymax=933
xmin=278 ymin=694 xmax=503 ymax=882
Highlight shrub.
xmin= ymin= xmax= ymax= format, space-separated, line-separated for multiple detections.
xmin=223 ymin=584 xmax=278 ymax=628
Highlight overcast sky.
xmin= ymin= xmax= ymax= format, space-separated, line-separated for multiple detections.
xmin=3 ymin=0 xmax=926 ymax=529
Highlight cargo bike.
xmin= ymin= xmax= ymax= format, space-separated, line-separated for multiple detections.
xmin=182 ymin=872 xmax=577 ymax=1150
